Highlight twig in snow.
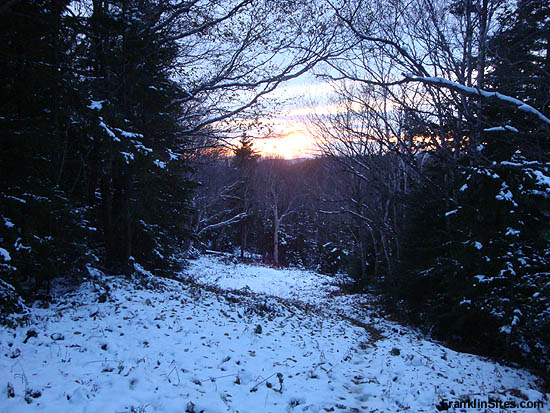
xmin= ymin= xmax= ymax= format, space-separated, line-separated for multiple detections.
xmin=85 ymin=358 xmax=120 ymax=365
xmin=200 ymin=373 xmax=239 ymax=383
xmin=162 ymin=360 xmax=181 ymax=385
xmin=11 ymin=360 xmax=29 ymax=387
xmin=250 ymin=372 xmax=281 ymax=392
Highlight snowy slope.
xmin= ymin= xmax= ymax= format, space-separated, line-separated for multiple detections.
xmin=0 ymin=256 xmax=547 ymax=412
xmin=185 ymin=256 xmax=340 ymax=303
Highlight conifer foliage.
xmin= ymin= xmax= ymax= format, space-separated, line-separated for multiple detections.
xmin=1 ymin=0 xmax=337 ymax=296
xmin=376 ymin=0 xmax=550 ymax=375
xmin=1 ymin=1 xmax=211 ymax=294
xmin=1 ymin=0 xmax=549 ymax=381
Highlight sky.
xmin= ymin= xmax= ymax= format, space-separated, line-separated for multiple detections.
xmin=252 ymin=75 xmax=336 ymax=159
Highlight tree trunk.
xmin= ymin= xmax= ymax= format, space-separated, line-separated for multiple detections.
xmin=368 ymin=227 xmax=379 ymax=278
xmin=273 ymin=204 xmax=279 ymax=266
xmin=240 ymin=221 xmax=247 ymax=259
xmin=380 ymin=230 xmax=392 ymax=277
xmin=101 ymin=172 xmax=114 ymax=263
xmin=125 ymin=178 xmax=132 ymax=263
xmin=360 ymin=238 xmax=367 ymax=285
xmin=477 ymin=0 xmax=489 ymax=89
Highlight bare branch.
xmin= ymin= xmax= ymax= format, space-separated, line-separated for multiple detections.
xmin=197 ymin=212 xmax=248 ymax=235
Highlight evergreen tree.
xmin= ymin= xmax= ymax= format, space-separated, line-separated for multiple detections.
xmin=79 ymin=0 xmax=196 ymax=271
xmin=230 ymin=135 xmax=259 ymax=259
xmin=1 ymin=0 xmax=197 ymax=294
xmin=1 ymin=1 xmax=92 ymax=293
xmin=484 ymin=0 xmax=550 ymax=157
xmin=392 ymin=0 xmax=550 ymax=373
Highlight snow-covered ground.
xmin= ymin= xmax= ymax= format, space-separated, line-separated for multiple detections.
xmin=1 ymin=255 xmax=547 ymax=412
xmin=185 ymin=256 xmax=340 ymax=303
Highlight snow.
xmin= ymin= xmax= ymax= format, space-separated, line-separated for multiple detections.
xmin=98 ymin=121 xmax=119 ymax=142
xmin=444 ymin=209 xmax=457 ymax=216
xmin=121 ymin=152 xmax=134 ymax=163
xmin=22 ymin=193 xmax=49 ymax=202
xmin=5 ymin=195 xmax=26 ymax=204
xmin=501 ymin=160 xmax=541 ymax=167
xmin=154 ymin=160 xmax=167 ymax=169
xmin=114 ymin=128 xmax=144 ymax=139
xmin=14 ymin=238 xmax=30 ymax=252
xmin=132 ymin=141 xmax=153 ymax=154
xmin=506 ymin=228 xmax=520 ymax=236
xmin=166 ymin=149 xmax=179 ymax=161
xmin=86 ymin=264 xmax=104 ymax=278
xmin=0 ymin=279 xmax=27 ymax=314
xmin=4 ymin=217 xmax=15 ymax=228
xmin=496 ymin=181 xmax=518 ymax=206
xmin=1 ymin=255 xmax=547 ymax=412
xmin=0 ymin=247 xmax=11 ymax=262
xmin=88 ymin=100 xmax=103 ymax=111
xmin=186 ymin=256 xmax=338 ymax=302
xmin=529 ymin=169 xmax=550 ymax=189
xmin=473 ymin=167 xmax=500 ymax=179
xmin=484 ymin=125 xmax=519 ymax=133
xmin=404 ymin=74 xmax=550 ymax=125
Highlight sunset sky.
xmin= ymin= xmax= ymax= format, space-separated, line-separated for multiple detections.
xmin=252 ymin=76 xmax=336 ymax=159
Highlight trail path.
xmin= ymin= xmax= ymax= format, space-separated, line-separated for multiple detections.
xmin=0 ymin=255 xmax=547 ymax=412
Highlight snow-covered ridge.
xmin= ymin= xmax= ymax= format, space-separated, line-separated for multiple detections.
xmin=0 ymin=256 xmax=547 ymax=412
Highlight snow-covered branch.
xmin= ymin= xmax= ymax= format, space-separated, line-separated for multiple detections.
xmin=197 ymin=212 xmax=248 ymax=235
xmin=403 ymin=74 xmax=550 ymax=126
xmin=320 ymin=208 xmax=374 ymax=225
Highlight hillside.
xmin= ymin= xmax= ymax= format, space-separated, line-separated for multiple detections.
xmin=1 ymin=256 xmax=547 ymax=412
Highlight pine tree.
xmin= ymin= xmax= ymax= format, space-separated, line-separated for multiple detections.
xmin=484 ymin=0 xmax=550 ymax=158
xmin=1 ymin=0 xmax=199 ymax=293
xmin=231 ymin=135 xmax=259 ymax=259
xmin=77 ymin=0 xmax=197 ymax=271
xmin=0 ymin=0 xmax=92 ymax=293
xmin=392 ymin=0 xmax=550 ymax=374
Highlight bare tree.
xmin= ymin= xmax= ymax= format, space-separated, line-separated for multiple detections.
xmin=304 ymin=0 xmax=540 ymax=282
xmin=322 ymin=0 xmax=550 ymax=138
xmin=257 ymin=157 xmax=300 ymax=265
xmin=310 ymin=84 xmax=411 ymax=279
xmin=160 ymin=0 xmax=349 ymax=140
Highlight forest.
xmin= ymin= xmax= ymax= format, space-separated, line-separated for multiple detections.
xmin=1 ymin=0 xmax=549 ymax=389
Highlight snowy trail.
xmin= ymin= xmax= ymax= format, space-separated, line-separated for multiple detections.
xmin=187 ymin=256 xmax=549 ymax=411
xmin=0 ymin=256 xmax=547 ymax=412
xmin=185 ymin=256 xmax=340 ymax=304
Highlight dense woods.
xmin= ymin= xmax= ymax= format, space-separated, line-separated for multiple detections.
xmin=0 ymin=0 xmax=334 ymax=282
xmin=1 ymin=0 xmax=549 ymax=380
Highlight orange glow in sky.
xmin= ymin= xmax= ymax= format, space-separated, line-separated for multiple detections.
xmin=253 ymin=97 xmax=372 ymax=158
xmin=226 ymin=78 xmax=351 ymax=158
xmin=249 ymin=78 xmax=337 ymax=159
xmin=255 ymin=121 xmax=317 ymax=159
